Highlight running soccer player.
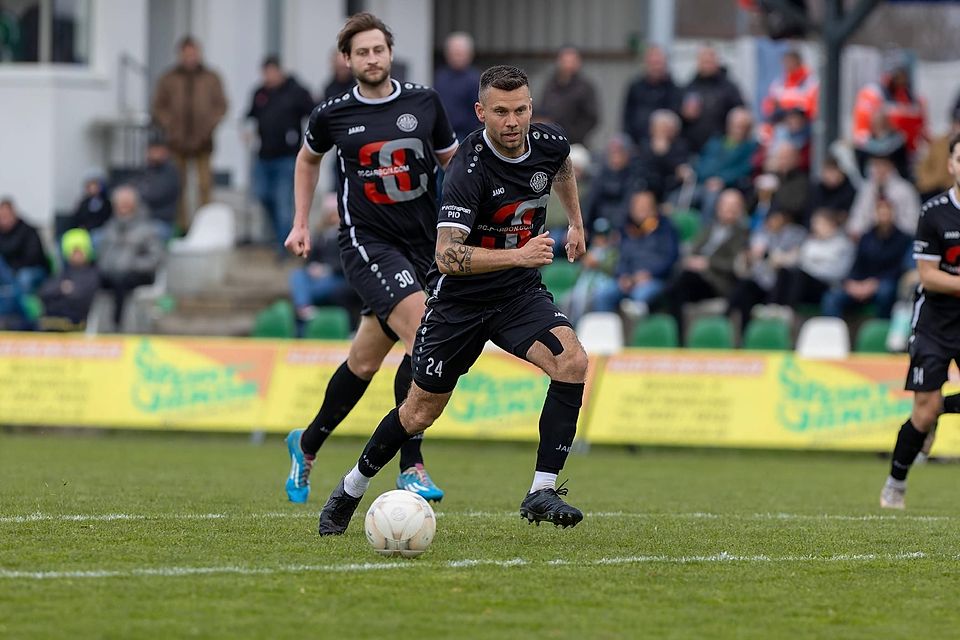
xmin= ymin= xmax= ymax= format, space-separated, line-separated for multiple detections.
xmin=880 ymin=132 xmax=960 ymax=509
xmin=316 ymin=65 xmax=589 ymax=535
xmin=283 ymin=12 xmax=458 ymax=504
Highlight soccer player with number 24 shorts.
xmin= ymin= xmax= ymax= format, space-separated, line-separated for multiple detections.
xmin=317 ymin=64 xmax=591 ymax=535
xmin=282 ymin=12 xmax=458 ymax=504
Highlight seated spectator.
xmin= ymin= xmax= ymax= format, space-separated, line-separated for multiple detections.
xmin=822 ymin=198 xmax=911 ymax=319
xmin=36 ymin=228 xmax=100 ymax=330
xmin=767 ymin=108 xmax=811 ymax=172
xmin=622 ymin=45 xmax=682 ymax=145
xmin=591 ymin=190 xmax=679 ymax=316
xmin=766 ymin=141 xmax=810 ymax=224
xmin=749 ymin=173 xmax=779 ymax=230
xmin=546 ymin=143 xmax=592 ymax=248
xmin=566 ymin=218 xmax=619 ymax=322
xmin=97 ymin=186 xmax=164 ymax=329
xmin=680 ymin=107 xmax=757 ymax=220
xmin=583 ymin=134 xmax=639 ymax=229
xmin=848 ymin=153 xmax=920 ymax=238
xmin=657 ymin=189 xmax=750 ymax=340
xmin=679 ymin=45 xmax=745 ymax=153
xmin=771 ymin=209 xmax=854 ymax=310
xmin=635 ymin=109 xmax=689 ymax=203
xmin=0 ymin=255 xmax=27 ymax=329
xmin=72 ymin=168 xmax=112 ymax=232
xmin=0 ymin=197 xmax=49 ymax=293
xmin=728 ymin=209 xmax=806 ymax=333
xmin=915 ymin=108 xmax=960 ymax=201
xmin=854 ymin=108 xmax=909 ymax=179
xmin=809 ymin=156 xmax=856 ymax=224
xmin=129 ymin=138 xmax=181 ymax=242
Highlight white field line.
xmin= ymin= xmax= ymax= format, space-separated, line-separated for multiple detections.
xmin=0 ymin=551 xmax=941 ymax=581
xmin=0 ymin=511 xmax=951 ymax=525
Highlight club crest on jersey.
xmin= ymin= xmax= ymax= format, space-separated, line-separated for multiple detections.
xmin=396 ymin=113 xmax=418 ymax=132
xmin=530 ymin=171 xmax=549 ymax=193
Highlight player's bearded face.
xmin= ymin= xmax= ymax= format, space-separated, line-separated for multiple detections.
xmin=477 ymin=86 xmax=533 ymax=157
xmin=347 ymin=29 xmax=392 ymax=88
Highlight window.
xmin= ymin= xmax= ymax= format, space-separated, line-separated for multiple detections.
xmin=0 ymin=0 xmax=91 ymax=64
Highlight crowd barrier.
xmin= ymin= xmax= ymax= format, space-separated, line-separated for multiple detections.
xmin=1 ymin=333 xmax=958 ymax=455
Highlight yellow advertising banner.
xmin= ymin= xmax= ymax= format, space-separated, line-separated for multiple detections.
xmin=586 ymin=350 xmax=960 ymax=455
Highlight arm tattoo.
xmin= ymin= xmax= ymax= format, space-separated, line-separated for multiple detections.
xmin=436 ymin=227 xmax=474 ymax=274
xmin=554 ymin=157 xmax=574 ymax=183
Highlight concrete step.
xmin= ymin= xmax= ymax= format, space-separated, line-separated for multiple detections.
xmin=153 ymin=309 xmax=257 ymax=337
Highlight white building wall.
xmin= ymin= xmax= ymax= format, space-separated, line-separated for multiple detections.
xmin=365 ymin=0 xmax=434 ymax=85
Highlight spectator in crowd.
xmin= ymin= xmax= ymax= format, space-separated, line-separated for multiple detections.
xmin=727 ymin=209 xmax=805 ymax=333
xmin=822 ymin=198 xmax=911 ymax=319
xmin=583 ymin=133 xmax=639 ymax=230
xmin=36 ymin=228 xmax=100 ymax=330
xmin=622 ymin=45 xmax=682 ymax=145
xmin=680 ymin=107 xmax=757 ymax=220
xmin=433 ymin=32 xmax=481 ymax=143
xmin=854 ymin=108 xmax=909 ymax=179
xmin=151 ymin=36 xmax=227 ymax=232
xmin=0 ymin=254 xmax=26 ymax=329
xmin=323 ymin=49 xmax=354 ymax=100
xmin=97 ymin=186 xmax=164 ymax=328
xmin=749 ymin=173 xmax=779 ymax=229
xmin=759 ymin=48 xmax=818 ymax=146
xmin=767 ymin=107 xmax=811 ymax=172
xmin=538 ymin=45 xmax=599 ymax=146
xmin=852 ymin=52 xmax=927 ymax=161
xmin=0 ymin=197 xmax=48 ymax=293
xmin=809 ymin=156 xmax=856 ymax=224
xmin=288 ymin=196 xmax=360 ymax=327
xmin=916 ymin=107 xmax=960 ymax=201
xmin=72 ymin=168 xmax=112 ymax=232
xmin=545 ymin=143 xmax=592 ymax=247
xmin=566 ymin=218 xmax=618 ymax=322
xmin=772 ymin=209 xmax=854 ymax=310
xmin=679 ymin=45 xmax=744 ymax=153
xmin=129 ymin=138 xmax=181 ymax=242
xmin=246 ymin=55 xmax=315 ymax=254
xmin=592 ymin=190 xmax=679 ymax=316
xmin=635 ymin=109 xmax=688 ymax=203
xmin=766 ymin=141 xmax=810 ymax=223
xmin=848 ymin=153 xmax=920 ymax=238
xmin=658 ymin=188 xmax=750 ymax=340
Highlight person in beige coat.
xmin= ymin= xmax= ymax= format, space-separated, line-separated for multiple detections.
xmin=151 ymin=36 xmax=227 ymax=231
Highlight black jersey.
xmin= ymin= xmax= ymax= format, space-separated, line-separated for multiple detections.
xmin=429 ymin=122 xmax=571 ymax=303
xmin=911 ymin=189 xmax=960 ymax=344
xmin=303 ymin=79 xmax=458 ymax=251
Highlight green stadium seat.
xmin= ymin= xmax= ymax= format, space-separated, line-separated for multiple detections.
xmin=540 ymin=261 xmax=581 ymax=301
xmin=743 ymin=317 xmax=792 ymax=351
xmin=304 ymin=306 xmax=351 ymax=340
xmin=855 ymin=318 xmax=890 ymax=353
xmin=687 ymin=315 xmax=734 ymax=350
xmin=252 ymin=301 xmax=296 ymax=339
xmin=670 ymin=209 xmax=702 ymax=244
xmin=630 ymin=313 xmax=679 ymax=348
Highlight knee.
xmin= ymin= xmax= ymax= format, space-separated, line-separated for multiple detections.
xmin=912 ymin=400 xmax=942 ymax=431
xmin=399 ymin=401 xmax=440 ymax=434
xmin=556 ymin=346 xmax=589 ymax=383
xmin=347 ymin=355 xmax=380 ymax=381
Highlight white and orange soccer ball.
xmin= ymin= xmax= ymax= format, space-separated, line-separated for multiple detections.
xmin=364 ymin=489 xmax=436 ymax=558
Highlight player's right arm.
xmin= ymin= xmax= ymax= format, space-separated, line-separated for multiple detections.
xmin=435 ymin=226 xmax=554 ymax=276
xmin=286 ymin=105 xmax=333 ymax=257
xmin=917 ymin=259 xmax=960 ymax=296
xmin=913 ymin=207 xmax=960 ymax=295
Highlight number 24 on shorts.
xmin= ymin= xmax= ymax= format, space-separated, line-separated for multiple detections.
xmin=425 ymin=358 xmax=443 ymax=377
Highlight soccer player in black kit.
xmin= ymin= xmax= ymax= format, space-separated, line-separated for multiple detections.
xmin=880 ymin=133 xmax=960 ymax=509
xmin=316 ymin=65 xmax=590 ymax=535
xmin=283 ymin=13 xmax=458 ymax=504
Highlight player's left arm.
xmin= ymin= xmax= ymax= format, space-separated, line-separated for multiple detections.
xmin=552 ymin=156 xmax=587 ymax=262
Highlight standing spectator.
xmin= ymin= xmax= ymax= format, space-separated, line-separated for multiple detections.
xmin=772 ymin=209 xmax=854 ymax=310
xmin=635 ymin=109 xmax=689 ymax=202
xmin=767 ymin=142 xmax=810 ymax=223
xmin=583 ymin=133 xmax=640 ymax=230
xmin=852 ymin=53 xmax=927 ymax=160
xmin=36 ymin=228 xmax=100 ymax=329
xmin=848 ymin=154 xmax=920 ymax=238
xmin=916 ymin=108 xmax=960 ymax=201
xmin=323 ymin=49 xmax=354 ymax=100
xmin=72 ymin=168 xmax=112 ymax=232
xmin=622 ymin=45 xmax=682 ymax=145
xmin=809 ymin=156 xmax=856 ymax=223
xmin=538 ymin=45 xmax=599 ymax=146
xmin=246 ymin=55 xmax=315 ymax=254
xmin=151 ymin=36 xmax=228 ymax=232
xmin=0 ymin=197 xmax=48 ymax=293
xmin=822 ymin=198 xmax=911 ymax=319
xmin=97 ymin=186 xmax=164 ymax=328
xmin=434 ymin=32 xmax=481 ymax=143
xmin=658 ymin=189 xmax=750 ymax=340
xmin=129 ymin=138 xmax=181 ymax=243
xmin=679 ymin=45 xmax=744 ymax=153
xmin=759 ymin=48 xmax=818 ymax=146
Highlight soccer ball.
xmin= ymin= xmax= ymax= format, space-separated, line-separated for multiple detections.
xmin=364 ymin=489 xmax=436 ymax=558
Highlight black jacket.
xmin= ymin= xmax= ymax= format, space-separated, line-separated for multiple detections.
xmin=538 ymin=72 xmax=599 ymax=145
xmin=131 ymin=160 xmax=181 ymax=224
xmin=0 ymin=219 xmax=48 ymax=271
xmin=247 ymin=76 xmax=315 ymax=159
xmin=73 ymin=193 xmax=112 ymax=231
xmin=680 ymin=68 xmax=744 ymax=152
xmin=38 ymin=264 xmax=101 ymax=323
xmin=635 ymin=138 xmax=689 ymax=200
xmin=809 ymin=176 xmax=857 ymax=219
xmin=622 ymin=75 xmax=682 ymax=144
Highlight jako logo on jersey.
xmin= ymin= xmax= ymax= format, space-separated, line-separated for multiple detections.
xmin=348 ymin=125 xmax=366 ymax=135
xmin=530 ymin=172 xmax=549 ymax=193
xmin=492 ymin=187 xmax=505 ymax=197
xmin=945 ymin=231 xmax=960 ymax=239
xmin=396 ymin=113 xmax=418 ymax=132
xmin=358 ymin=138 xmax=428 ymax=204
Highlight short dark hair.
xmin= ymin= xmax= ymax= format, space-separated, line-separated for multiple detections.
xmin=337 ymin=12 xmax=394 ymax=55
xmin=0 ymin=197 xmax=13 ymax=209
xmin=479 ymin=65 xmax=529 ymax=98
xmin=949 ymin=131 xmax=960 ymax=156
xmin=262 ymin=54 xmax=281 ymax=69
xmin=178 ymin=35 xmax=198 ymax=51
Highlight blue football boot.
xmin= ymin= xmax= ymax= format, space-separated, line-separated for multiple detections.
xmin=285 ymin=429 xmax=314 ymax=503
xmin=396 ymin=464 xmax=444 ymax=502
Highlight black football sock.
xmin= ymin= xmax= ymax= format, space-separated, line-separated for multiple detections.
xmin=535 ymin=380 xmax=585 ymax=474
xmin=889 ymin=419 xmax=928 ymax=481
xmin=394 ymin=355 xmax=425 ymax=471
xmin=358 ymin=408 xmax=413 ymax=477
xmin=942 ymin=393 xmax=960 ymax=413
xmin=300 ymin=361 xmax=371 ymax=456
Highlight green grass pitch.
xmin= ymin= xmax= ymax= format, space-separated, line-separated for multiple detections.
xmin=1 ymin=430 xmax=958 ymax=639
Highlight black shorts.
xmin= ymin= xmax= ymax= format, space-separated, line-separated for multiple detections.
xmin=412 ymin=287 xmax=573 ymax=394
xmin=339 ymin=235 xmax=432 ymax=337
xmin=904 ymin=331 xmax=960 ymax=392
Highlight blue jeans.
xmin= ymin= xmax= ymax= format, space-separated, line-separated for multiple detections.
xmin=592 ymin=275 xmax=665 ymax=312
xmin=16 ymin=266 xmax=47 ymax=294
xmin=253 ymin=156 xmax=296 ymax=251
xmin=289 ymin=268 xmax=348 ymax=310
xmin=821 ymin=278 xmax=899 ymax=319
